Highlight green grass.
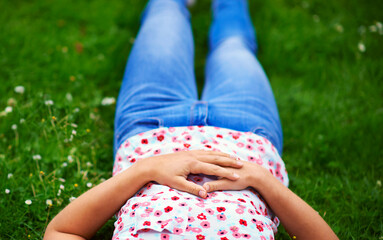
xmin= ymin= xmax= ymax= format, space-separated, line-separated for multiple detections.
xmin=1 ymin=0 xmax=382 ymax=239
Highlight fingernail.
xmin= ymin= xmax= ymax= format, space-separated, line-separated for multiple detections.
xmin=204 ymin=184 xmax=210 ymax=191
xmin=233 ymin=173 xmax=240 ymax=179
xmin=236 ymin=160 xmax=243 ymax=166
xmin=199 ymin=190 xmax=206 ymax=198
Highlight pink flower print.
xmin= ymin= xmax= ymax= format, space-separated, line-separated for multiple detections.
xmin=140 ymin=213 xmax=149 ymax=217
xmin=179 ymin=202 xmax=187 ymax=207
xmin=217 ymin=230 xmax=228 ymax=235
xmin=248 ymin=209 xmax=255 ymax=215
xmin=224 ymin=192 xmax=233 ymax=196
xmin=154 ymin=210 xmax=162 ymax=217
xmin=258 ymin=146 xmax=266 ymax=154
xmin=212 ymin=199 xmax=221 ymax=203
xmin=247 ymin=138 xmax=254 ymax=143
xmin=200 ymin=221 xmax=210 ymax=228
xmin=236 ymin=142 xmax=244 ymax=148
xmin=230 ymin=226 xmax=239 ymax=232
xmin=145 ymin=207 xmax=153 ymax=214
xmin=161 ymin=234 xmax=170 ymax=240
xmin=184 ymin=135 xmax=192 ymax=141
xmin=217 ymin=213 xmax=227 ymax=221
xmin=246 ymin=144 xmax=254 ymax=150
xmin=129 ymin=226 xmax=135 ymax=232
xmin=187 ymin=126 xmax=194 ymax=130
xmin=235 ymin=208 xmax=244 ymax=214
xmin=154 ymin=149 xmax=161 ymax=155
xmin=141 ymin=201 xmax=150 ymax=207
xmin=242 ymin=233 xmax=251 ymax=239
xmin=124 ymin=141 xmax=130 ymax=147
xmin=256 ymin=139 xmax=263 ymax=145
xmin=175 ymin=217 xmax=184 ymax=223
xmin=116 ymin=153 xmax=122 ymax=162
xmin=118 ymin=222 xmax=124 ymax=232
xmin=186 ymin=225 xmax=192 ymax=232
xmin=173 ymin=147 xmax=181 ymax=152
xmin=196 ymin=202 xmax=205 ymax=208
xmin=173 ymin=227 xmax=183 ymax=235
xmin=206 ymin=208 xmax=214 ymax=215
xmin=248 ymin=156 xmax=255 ymax=162
xmin=168 ymin=127 xmax=176 ymax=132
xmin=263 ymin=138 xmax=269 ymax=144
xmin=172 ymin=136 xmax=178 ymax=142
xmin=260 ymin=237 xmax=267 ymax=240
xmin=188 ymin=216 xmax=195 ymax=222
xmin=232 ymin=232 xmax=241 ymax=238
xmin=192 ymin=227 xmax=202 ymax=233
xmin=210 ymin=192 xmax=218 ymax=197
xmin=201 ymin=140 xmax=208 ymax=144
xmin=254 ymin=155 xmax=263 ymax=165
xmin=134 ymin=147 xmax=143 ymax=155
xmin=129 ymin=211 xmax=136 ymax=217
xmin=112 ymin=233 xmax=119 ymax=240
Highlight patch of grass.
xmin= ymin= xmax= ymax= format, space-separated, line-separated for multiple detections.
xmin=1 ymin=0 xmax=382 ymax=239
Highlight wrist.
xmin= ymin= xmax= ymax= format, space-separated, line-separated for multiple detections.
xmin=249 ymin=165 xmax=275 ymax=193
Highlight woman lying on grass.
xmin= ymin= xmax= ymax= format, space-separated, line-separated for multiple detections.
xmin=44 ymin=0 xmax=339 ymax=239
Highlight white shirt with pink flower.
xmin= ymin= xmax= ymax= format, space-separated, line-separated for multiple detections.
xmin=112 ymin=126 xmax=288 ymax=240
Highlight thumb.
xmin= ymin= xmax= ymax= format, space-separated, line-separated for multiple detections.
xmin=172 ymin=177 xmax=207 ymax=198
xmin=203 ymin=179 xmax=234 ymax=193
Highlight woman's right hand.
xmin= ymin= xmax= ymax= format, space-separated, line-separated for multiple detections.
xmin=136 ymin=150 xmax=244 ymax=198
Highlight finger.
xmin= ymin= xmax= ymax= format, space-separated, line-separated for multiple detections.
xmin=192 ymin=162 xmax=240 ymax=181
xmin=194 ymin=154 xmax=243 ymax=168
xmin=203 ymin=179 xmax=237 ymax=193
xmin=171 ymin=177 xmax=207 ymax=198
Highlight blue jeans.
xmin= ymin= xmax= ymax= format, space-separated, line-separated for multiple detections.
xmin=114 ymin=0 xmax=283 ymax=155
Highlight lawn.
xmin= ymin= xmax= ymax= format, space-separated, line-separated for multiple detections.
xmin=0 ymin=0 xmax=382 ymax=239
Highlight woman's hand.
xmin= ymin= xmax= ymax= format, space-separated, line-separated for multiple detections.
xmin=202 ymin=161 xmax=339 ymax=240
xmin=137 ymin=150 xmax=244 ymax=198
xmin=202 ymin=161 xmax=270 ymax=193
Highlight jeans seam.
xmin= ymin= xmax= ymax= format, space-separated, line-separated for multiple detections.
xmin=190 ymin=101 xmax=208 ymax=126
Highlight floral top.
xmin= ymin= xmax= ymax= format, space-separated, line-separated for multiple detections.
xmin=112 ymin=126 xmax=288 ymax=240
